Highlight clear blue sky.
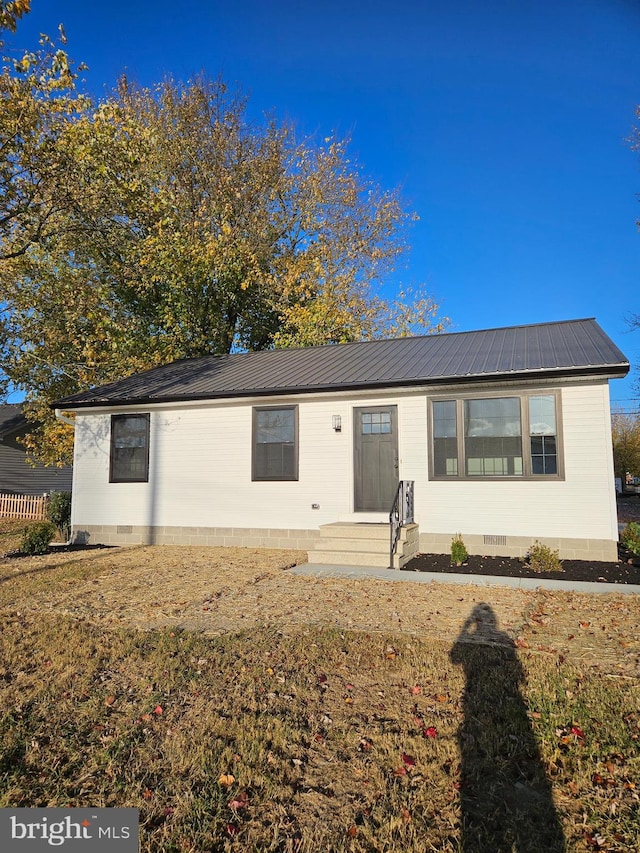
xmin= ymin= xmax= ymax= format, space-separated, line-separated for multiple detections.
xmin=7 ymin=0 xmax=640 ymax=408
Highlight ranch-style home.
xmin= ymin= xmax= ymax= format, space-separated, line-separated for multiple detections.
xmin=53 ymin=318 xmax=628 ymax=565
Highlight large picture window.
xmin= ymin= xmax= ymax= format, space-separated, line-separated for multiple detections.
xmin=252 ymin=406 xmax=298 ymax=481
xmin=430 ymin=392 xmax=561 ymax=480
xmin=109 ymin=414 xmax=150 ymax=483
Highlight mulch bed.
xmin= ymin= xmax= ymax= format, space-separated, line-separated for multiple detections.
xmin=402 ymin=551 xmax=640 ymax=585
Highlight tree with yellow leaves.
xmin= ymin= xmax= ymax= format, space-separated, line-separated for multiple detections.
xmin=2 ymin=23 xmax=446 ymax=464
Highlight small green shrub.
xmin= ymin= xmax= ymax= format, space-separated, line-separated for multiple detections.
xmin=620 ymin=522 xmax=640 ymax=556
xmin=46 ymin=491 xmax=72 ymax=540
xmin=526 ymin=541 xmax=563 ymax=573
xmin=451 ymin=532 xmax=469 ymax=566
xmin=20 ymin=522 xmax=56 ymax=556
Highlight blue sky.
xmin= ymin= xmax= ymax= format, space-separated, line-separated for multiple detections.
xmin=7 ymin=0 xmax=640 ymax=407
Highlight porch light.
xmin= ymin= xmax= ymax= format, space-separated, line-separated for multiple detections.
xmin=332 ymin=415 xmax=342 ymax=432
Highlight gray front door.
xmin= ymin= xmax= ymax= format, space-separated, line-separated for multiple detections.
xmin=354 ymin=406 xmax=398 ymax=512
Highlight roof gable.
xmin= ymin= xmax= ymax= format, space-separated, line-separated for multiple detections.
xmin=53 ymin=318 xmax=629 ymax=409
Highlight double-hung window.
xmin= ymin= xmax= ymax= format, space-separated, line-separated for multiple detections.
xmin=252 ymin=406 xmax=298 ymax=481
xmin=109 ymin=414 xmax=150 ymax=483
xmin=430 ymin=392 xmax=561 ymax=480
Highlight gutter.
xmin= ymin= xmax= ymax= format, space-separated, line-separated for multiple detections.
xmin=54 ymin=408 xmax=76 ymax=427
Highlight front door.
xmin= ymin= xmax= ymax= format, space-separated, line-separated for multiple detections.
xmin=353 ymin=406 xmax=398 ymax=512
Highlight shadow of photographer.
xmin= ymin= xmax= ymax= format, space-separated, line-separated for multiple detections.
xmin=450 ymin=603 xmax=565 ymax=852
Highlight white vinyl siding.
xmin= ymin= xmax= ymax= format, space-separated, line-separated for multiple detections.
xmin=70 ymin=379 xmax=618 ymax=545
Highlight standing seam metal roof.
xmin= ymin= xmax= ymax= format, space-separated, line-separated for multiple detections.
xmin=52 ymin=318 xmax=629 ymax=409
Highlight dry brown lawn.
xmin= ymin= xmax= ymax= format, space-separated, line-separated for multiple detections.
xmin=1 ymin=536 xmax=639 ymax=852
xmin=1 ymin=543 xmax=638 ymax=677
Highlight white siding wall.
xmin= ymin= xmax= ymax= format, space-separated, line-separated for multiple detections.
xmin=71 ymin=380 xmax=618 ymax=542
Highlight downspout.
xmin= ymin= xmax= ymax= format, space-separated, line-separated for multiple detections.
xmin=54 ymin=409 xmax=75 ymax=544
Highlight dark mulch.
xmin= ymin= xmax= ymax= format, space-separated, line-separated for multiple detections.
xmin=402 ymin=551 xmax=640 ymax=585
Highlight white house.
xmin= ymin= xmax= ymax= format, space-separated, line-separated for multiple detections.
xmin=53 ymin=318 xmax=629 ymax=565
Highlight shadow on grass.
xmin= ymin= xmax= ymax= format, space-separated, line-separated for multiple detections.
xmin=450 ymin=603 xmax=565 ymax=853
xmin=0 ymin=545 xmax=127 ymax=587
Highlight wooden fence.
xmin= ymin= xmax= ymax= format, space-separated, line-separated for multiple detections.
xmin=0 ymin=493 xmax=49 ymax=521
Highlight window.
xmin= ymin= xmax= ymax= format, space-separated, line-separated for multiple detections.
xmin=430 ymin=392 xmax=561 ymax=480
xmin=109 ymin=414 xmax=150 ymax=483
xmin=464 ymin=397 xmax=522 ymax=476
xmin=529 ymin=395 xmax=557 ymax=475
xmin=361 ymin=411 xmax=391 ymax=434
xmin=252 ymin=406 xmax=298 ymax=481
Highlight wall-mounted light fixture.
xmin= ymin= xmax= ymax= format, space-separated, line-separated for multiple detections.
xmin=332 ymin=414 xmax=342 ymax=432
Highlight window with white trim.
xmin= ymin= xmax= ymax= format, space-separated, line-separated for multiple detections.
xmin=430 ymin=392 xmax=561 ymax=480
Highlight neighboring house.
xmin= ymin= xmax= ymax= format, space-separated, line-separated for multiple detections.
xmin=53 ymin=318 xmax=628 ymax=562
xmin=0 ymin=404 xmax=73 ymax=495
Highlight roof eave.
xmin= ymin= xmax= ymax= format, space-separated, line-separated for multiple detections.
xmin=52 ymin=362 xmax=630 ymax=411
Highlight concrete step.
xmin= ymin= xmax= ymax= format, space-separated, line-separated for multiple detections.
xmin=315 ymin=537 xmax=390 ymax=553
xmin=308 ymin=550 xmax=394 ymax=568
xmin=309 ymin=522 xmax=419 ymax=569
xmin=319 ymin=522 xmax=390 ymax=540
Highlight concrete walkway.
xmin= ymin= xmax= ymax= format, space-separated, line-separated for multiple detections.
xmin=294 ymin=563 xmax=640 ymax=595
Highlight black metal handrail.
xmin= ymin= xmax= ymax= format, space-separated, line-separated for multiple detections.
xmin=389 ymin=480 xmax=414 ymax=568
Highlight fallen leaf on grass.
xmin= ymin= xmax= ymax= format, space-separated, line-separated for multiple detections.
xmin=401 ymin=752 xmax=416 ymax=766
xmin=153 ymin=705 xmax=163 ymax=715
xmin=228 ymin=792 xmax=249 ymax=810
xmin=410 ymin=685 xmax=421 ymax=695
xmin=423 ymin=726 xmax=438 ymax=739
xmin=105 ymin=695 xmax=116 ymax=706
xmin=218 ymin=774 xmax=235 ymax=787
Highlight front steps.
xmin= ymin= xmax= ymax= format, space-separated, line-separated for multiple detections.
xmin=307 ymin=521 xmax=419 ymax=569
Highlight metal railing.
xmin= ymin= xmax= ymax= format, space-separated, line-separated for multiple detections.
xmin=389 ymin=480 xmax=414 ymax=568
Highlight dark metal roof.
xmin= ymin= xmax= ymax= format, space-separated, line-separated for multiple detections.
xmin=53 ymin=318 xmax=629 ymax=410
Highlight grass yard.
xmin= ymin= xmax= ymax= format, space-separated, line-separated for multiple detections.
xmin=0 ymin=520 xmax=638 ymax=851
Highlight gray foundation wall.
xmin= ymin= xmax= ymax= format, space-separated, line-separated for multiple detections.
xmin=418 ymin=532 xmax=618 ymax=562
xmin=73 ymin=525 xmax=618 ymax=562
xmin=73 ymin=524 xmax=320 ymax=551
